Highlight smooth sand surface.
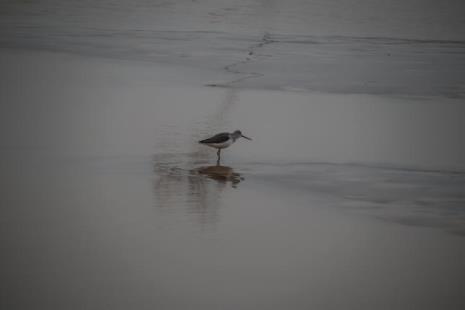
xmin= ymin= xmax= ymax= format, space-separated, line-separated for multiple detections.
xmin=1 ymin=50 xmax=465 ymax=309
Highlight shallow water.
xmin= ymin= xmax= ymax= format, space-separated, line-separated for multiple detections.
xmin=1 ymin=0 xmax=465 ymax=309
xmin=1 ymin=50 xmax=465 ymax=309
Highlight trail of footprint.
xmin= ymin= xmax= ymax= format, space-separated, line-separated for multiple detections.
xmin=206 ymin=32 xmax=276 ymax=87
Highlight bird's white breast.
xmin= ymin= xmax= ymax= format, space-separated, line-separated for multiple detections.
xmin=206 ymin=139 xmax=234 ymax=149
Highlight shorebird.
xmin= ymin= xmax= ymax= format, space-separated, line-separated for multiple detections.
xmin=199 ymin=130 xmax=252 ymax=164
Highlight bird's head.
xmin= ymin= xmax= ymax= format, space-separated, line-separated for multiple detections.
xmin=232 ymin=130 xmax=252 ymax=141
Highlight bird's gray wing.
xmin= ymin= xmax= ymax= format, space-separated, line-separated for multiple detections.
xmin=199 ymin=132 xmax=230 ymax=144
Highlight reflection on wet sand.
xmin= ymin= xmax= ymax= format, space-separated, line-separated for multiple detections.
xmin=197 ymin=165 xmax=243 ymax=187
xmin=153 ymin=155 xmax=242 ymax=226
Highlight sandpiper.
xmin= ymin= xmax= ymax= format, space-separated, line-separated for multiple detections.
xmin=199 ymin=130 xmax=252 ymax=163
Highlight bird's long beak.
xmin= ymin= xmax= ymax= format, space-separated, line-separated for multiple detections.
xmin=241 ymin=134 xmax=252 ymax=140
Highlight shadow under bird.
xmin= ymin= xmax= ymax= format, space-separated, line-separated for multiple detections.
xmin=199 ymin=130 xmax=252 ymax=164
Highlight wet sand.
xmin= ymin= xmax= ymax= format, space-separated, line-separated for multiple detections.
xmin=1 ymin=49 xmax=465 ymax=309
xmin=2 ymin=0 xmax=465 ymax=308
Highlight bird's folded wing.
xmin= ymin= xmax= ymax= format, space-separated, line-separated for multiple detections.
xmin=199 ymin=132 xmax=230 ymax=144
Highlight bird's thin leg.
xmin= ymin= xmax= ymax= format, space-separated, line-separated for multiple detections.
xmin=216 ymin=149 xmax=221 ymax=166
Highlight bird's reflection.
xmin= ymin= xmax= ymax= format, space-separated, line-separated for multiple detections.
xmin=197 ymin=165 xmax=242 ymax=187
xmin=153 ymin=156 xmax=243 ymax=227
